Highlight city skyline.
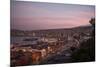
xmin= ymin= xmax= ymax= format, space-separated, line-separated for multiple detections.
xmin=11 ymin=1 xmax=95 ymax=30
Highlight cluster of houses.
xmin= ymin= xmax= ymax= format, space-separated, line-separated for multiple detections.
xmin=11 ymin=28 xmax=92 ymax=66
xmin=11 ymin=37 xmax=66 ymax=66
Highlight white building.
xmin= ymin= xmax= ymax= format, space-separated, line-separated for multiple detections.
xmin=40 ymin=37 xmax=57 ymax=43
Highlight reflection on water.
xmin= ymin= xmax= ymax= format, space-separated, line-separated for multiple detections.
xmin=11 ymin=37 xmax=40 ymax=45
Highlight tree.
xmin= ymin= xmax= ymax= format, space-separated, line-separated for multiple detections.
xmin=89 ymin=18 xmax=95 ymax=27
xmin=89 ymin=18 xmax=95 ymax=37
xmin=71 ymin=18 xmax=95 ymax=62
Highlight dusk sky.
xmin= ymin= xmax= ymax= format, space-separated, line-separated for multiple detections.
xmin=11 ymin=0 xmax=95 ymax=30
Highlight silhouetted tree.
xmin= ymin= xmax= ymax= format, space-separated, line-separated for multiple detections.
xmin=90 ymin=18 xmax=95 ymax=37
xmin=71 ymin=18 xmax=95 ymax=62
xmin=89 ymin=18 xmax=95 ymax=27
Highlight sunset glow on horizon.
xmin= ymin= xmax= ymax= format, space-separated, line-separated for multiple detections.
xmin=11 ymin=1 xmax=95 ymax=30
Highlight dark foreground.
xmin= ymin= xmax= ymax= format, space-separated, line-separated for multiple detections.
xmin=10 ymin=26 xmax=95 ymax=66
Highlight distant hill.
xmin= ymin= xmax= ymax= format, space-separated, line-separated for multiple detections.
xmin=11 ymin=25 xmax=92 ymax=36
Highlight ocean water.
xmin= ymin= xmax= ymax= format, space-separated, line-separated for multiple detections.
xmin=11 ymin=36 xmax=39 ymax=45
